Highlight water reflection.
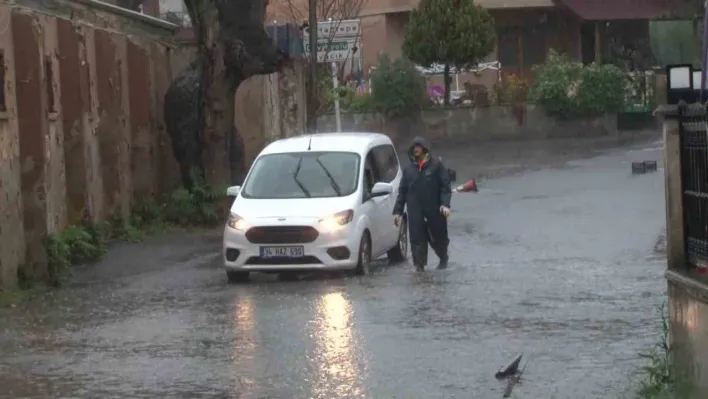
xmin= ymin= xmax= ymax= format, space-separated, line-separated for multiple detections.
xmin=231 ymin=295 xmax=256 ymax=393
xmin=311 ymin=291 xmax=364 ymax=398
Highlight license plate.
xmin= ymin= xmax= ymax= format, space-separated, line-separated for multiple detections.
xmin=259 ymin=246 xmax=304 ymax=258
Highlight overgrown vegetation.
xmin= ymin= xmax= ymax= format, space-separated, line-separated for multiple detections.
xmin=2 ymin=171 xmax=226 ymax=299
xmin=367 ymin=53 xmax=428 ymax=118
xmin=402 ymin=0 xmax=496 ymax=105
xmin=531 ymin=51 xmax=627 ymax=119
xmin=624 ymin=304 xmax=693 ymax=399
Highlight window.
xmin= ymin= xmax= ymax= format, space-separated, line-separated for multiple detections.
xmin=522 ymin=31 xmax=547 ymax=68
xmin=362 ymin=151 xmax=379 ymax=199
xmin=497 ymin=29 xmax=518 ymax=68
xmin=241 ymin=151 xmax=360 ymax=199
xmin=372 ymin=144 xmax=400 ymax=183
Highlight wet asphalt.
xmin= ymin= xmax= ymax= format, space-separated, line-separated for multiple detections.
xmin=0 ymin=135 xmax=667 ymax=399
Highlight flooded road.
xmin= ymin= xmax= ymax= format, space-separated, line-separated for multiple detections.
xmin=0 ymin=136 xmax=666 ymax=398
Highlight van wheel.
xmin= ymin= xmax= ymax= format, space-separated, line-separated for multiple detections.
xmin=388 ymin=215 xmax=408 ymax=264
xmin=227 ymin=271 xmax=249 ymax=284
xmin=354 ymin=232 xmax=372 ymax=276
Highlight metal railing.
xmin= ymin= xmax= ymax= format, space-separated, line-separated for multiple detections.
xmin=679 ymin=103 xmax=708 ymax=267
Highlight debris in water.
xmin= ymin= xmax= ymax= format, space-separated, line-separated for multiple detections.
xmin=643 ymin=160 xmax=657 ymax=172
xmin=503 ymin=360 xmax=528 ymax=398
xmin=495 ymin=353 xmax=522 ymax=379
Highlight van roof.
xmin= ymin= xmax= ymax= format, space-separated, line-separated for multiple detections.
xmin=260 ymin=132 xmax=392 ymax=155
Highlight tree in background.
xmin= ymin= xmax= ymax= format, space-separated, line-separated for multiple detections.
xmin=369 ymin=53 xmax=428 ymax=118
xmin=403 ymin=0 xmax=495 ymax=105
xmin=164 ymin=0 xmax=288 ymax=189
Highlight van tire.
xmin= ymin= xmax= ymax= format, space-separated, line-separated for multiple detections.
xmin=388 ymin=215 xmax=408 ymax=264
xmin=354 ymin=231 xmax=372 ymax=276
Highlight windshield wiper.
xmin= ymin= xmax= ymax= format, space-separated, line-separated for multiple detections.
xmin=316 ymin=158 xmax=341 ymax=196
xmin=292 ymin=157 xmax=311 ymax=198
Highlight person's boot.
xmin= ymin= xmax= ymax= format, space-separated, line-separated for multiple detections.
xmin=411 ymin=245 xmax=427 ymax=272
xmin=433 ymin=245 xmax=449 ymax=269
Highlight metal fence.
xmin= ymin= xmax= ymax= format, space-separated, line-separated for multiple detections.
xmin=679 ymin=104 xmax=708 ymax=266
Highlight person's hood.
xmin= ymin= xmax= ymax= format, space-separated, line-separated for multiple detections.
xmin=408 ymin=136 xmax=430 ymax=162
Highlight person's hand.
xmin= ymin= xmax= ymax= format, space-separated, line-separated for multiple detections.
xmin=440 ymin=206 xmax=451 ymax=217
xmin=393 ymin=214 xmax=402 ymax=227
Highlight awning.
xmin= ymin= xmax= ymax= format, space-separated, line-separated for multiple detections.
xmin=555 ymin=0 xmax=678 ymax=20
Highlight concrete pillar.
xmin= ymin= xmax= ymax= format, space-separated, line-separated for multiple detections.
xmin=40 ymin=15 xmax=68 ymax=234
xmin=663 ymin=116 xmax=686 ymax=270
xmin=0 ymin=4 xmax=25 ymax=288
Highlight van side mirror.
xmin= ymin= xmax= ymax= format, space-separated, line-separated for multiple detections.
xmin=226 ymin=186 xmax=241 ymax=197
xmin=371 ymin=182 xmax=393 ymax=197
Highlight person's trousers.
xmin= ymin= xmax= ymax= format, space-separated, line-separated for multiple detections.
xmin=409 ymin=212 xmax=449 ymax=268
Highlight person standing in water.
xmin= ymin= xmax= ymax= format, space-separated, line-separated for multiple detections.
xmin=393 ymin=137 xmax=452 ymax=271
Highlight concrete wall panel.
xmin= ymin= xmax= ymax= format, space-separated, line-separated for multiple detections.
xmin=127 ymin=38 xmax=154 ymax=199
xmin=58 ymin=18 xmax=88 ymax=224
xmin=94 ymin=30 xmax=132 ymax=219
xmin=13 ymin=11 xmax=48 ymax=281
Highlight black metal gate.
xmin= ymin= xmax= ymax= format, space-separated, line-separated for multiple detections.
xmin=679 ymin=104 xmax=708 ymax=267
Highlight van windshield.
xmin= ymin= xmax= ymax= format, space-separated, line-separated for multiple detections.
xmin=241 ymin=151 xmax=360 ymax=199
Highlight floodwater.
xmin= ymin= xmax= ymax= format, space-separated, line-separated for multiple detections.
xmin=0 ymin=135 xmax=667 ymax=398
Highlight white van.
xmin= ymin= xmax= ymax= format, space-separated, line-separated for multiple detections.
xmin=222 ymin=132 xmax=408 ymax=283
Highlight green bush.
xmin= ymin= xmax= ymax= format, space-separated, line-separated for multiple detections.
xmin=531 ymin=51 xmax=627 ymax=118
xmin=44 ymin=221 xmax=105 ymax=286
xmin=369 ymin=53 xmax=428 ymax=118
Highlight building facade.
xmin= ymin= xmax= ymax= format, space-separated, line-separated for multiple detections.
xmin=268 ymin=0 xmax=679 ymax=88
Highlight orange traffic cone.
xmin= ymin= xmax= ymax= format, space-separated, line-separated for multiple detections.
xmin=455 ymin=179 xmax=478 ymax=193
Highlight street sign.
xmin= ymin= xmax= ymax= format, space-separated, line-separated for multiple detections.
xmin=304 ymin=19 xmax=361 ymax=63
xmin=313 ymin=19 xmax=360 ymax=39
xmin=303 ymin=36 xmax=359 ymax=62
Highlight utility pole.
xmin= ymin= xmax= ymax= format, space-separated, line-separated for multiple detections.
xmin=307 ymin=0 xmax=318 ymax=133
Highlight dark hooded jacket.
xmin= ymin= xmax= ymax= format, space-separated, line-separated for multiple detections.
xmin=393 ymin=137 xmax=452 ymax=217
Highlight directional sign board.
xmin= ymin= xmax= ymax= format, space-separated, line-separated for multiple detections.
xmin=304 ymin=19 xmax=360 ymax=63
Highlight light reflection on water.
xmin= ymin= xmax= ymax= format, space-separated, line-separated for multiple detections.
xmin=232 ymin=295 xmax=255 ymax=394
xmin=311 ymin=291 xmax=365 ymax=398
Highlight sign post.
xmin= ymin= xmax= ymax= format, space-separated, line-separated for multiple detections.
xmin=332 ymin=62 xmax=342 ymax=132
xmin=304 ymin=19 xmax=361 ymax=133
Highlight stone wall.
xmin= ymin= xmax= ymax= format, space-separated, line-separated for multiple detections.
xmin=317 ymin=105 xmax=621 ymax=143
xmin=0 ymin=0 xmax=179 ymax=286
xmin=0 ymin=0 xmax=307 ymax=288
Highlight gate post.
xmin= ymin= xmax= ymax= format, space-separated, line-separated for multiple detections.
xmin=661 ymin=106 xmax=686 ymax=270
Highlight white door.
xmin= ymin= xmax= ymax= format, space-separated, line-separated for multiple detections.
xmin=363 ymin=151 xmax=388 ymax=256
xmin=372 ymin=144 xmax=402 ymax=251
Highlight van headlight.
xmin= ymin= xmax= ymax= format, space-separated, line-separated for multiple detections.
xmin=318 ymin=209 xmax=354 ymax=232
xmin=227 ymin=213 xmax=250 ymax=231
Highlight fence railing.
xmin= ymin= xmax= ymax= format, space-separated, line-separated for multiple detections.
xmin=679 ymin=103 xmax=708 ymax=267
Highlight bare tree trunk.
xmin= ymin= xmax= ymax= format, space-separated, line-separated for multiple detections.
xmin=165 ymin=0 xmax=287 ymax=189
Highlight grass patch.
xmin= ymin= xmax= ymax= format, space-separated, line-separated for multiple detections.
xmin=623 ymin=303 xmax=694 ymax=399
